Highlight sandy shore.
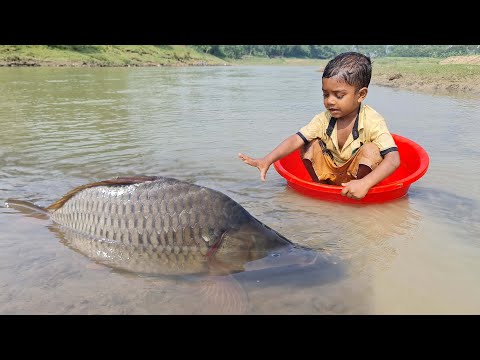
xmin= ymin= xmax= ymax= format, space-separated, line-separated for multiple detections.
xmin=371 ymin=74 xmax=480 ymax=97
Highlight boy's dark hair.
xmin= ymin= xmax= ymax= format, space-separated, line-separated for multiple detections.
xmin=322 ymin=52 xmax=372 ymax=90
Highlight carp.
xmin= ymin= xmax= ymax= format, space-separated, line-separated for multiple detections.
xmin=7 ymin=176 xmax=321 ymax=276
xmin=7 ymin=176 xmax=347 ymax=314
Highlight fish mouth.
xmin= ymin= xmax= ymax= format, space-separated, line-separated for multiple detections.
xmin=243 ymin=245 xmax=319 ymax=272
xmin=291 ymin=245 xmax=319 ymax=266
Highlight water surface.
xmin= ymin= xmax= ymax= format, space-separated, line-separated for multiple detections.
xmin=1 ymin=66 xmax=479 ymax=314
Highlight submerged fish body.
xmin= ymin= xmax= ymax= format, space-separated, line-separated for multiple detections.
xmin=38 ymin=176 xmax=318 ymax=276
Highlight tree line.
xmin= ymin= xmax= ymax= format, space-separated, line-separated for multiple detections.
xmin=191 ymin=45 xmax=480 ymax=59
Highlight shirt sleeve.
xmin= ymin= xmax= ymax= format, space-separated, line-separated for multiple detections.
xmin=297 ymin=113 xmax=327 ymax=143
xmin=369 ymin=117 xmax=398 ymax=156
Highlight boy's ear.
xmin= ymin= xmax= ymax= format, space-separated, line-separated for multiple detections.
xmin=358 ymin=87 xmax=368 ymax=102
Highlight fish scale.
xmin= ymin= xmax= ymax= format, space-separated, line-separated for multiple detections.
xmin=58 ymin=228 xmax=209 ymax=274
xmin=51 ymin=178 xmax=248 ymax=257
xmin=7 ymin=176 xmax=320 ymax=276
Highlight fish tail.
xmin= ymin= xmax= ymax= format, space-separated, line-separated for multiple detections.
xmin=5 ymin=199 xmax=50 ymax=219
xmin=5 ymin=199 xmax=47 ymax=212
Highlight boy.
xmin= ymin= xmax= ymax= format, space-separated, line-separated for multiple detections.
xmin=238 ymin=52 xmax=400 ymax=200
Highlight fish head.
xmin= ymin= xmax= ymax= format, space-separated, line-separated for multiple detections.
xmin=211 ymin=220 xmax=318 ymax=274
xmin=242 ymin=244 xmax=319 ymax=272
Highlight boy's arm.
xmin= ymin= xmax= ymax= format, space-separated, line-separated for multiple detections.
xmin=341 ymin=150 xmax=400 ymax=200
xmin=239 ymin=134 xmax=305 ymax=181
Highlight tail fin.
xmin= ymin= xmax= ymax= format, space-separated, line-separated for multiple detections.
xmin=5 ymin=199 xmax=49 ymax=220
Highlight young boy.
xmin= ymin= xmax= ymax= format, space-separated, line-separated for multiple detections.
xmin=238 ymin=52 xmax=400 ymax=200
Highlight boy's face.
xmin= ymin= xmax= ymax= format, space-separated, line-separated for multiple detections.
xmin=322 ymin=77 xmax=367 ymax=120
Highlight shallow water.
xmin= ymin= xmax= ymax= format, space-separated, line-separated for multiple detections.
xmin=1 ymin=66 xmax=479 ymax=314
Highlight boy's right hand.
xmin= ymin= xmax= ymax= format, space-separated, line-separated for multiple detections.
xmin=238 ymin=153 xmax=271 ymax=181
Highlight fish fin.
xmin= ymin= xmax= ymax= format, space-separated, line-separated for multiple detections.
xmin=145 ymin=275 xmax=249 ymax=315
xmin=194 ymin=275 xmax=249 ymax=315
xmin=205 ymin=232 xmax=248 ymax=275
xmin=207 ymin=256 xmax=246 ymax=276
xmin=45 ymin=175 xmax=162 ymax=212
xmin=5 ymin=199 xmax=50 ymax=220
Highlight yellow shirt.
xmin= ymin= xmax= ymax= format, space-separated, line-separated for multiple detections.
xmin=297 ymin=104 xmax=397 ymax=166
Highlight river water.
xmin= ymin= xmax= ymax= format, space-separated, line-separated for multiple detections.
xmin=1 ymin=66 xmax=479 ymax=314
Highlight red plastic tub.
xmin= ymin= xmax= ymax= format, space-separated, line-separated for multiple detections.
xmin=273 ymin=134 xmax=429 ymax=204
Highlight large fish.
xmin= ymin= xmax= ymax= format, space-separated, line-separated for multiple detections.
xmin=7 ymin=176 xmax=322 ymax=277
xmin=8 ymin=176 xmax=318 ymax=274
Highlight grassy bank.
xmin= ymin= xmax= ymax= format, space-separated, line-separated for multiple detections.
xmin=0 ymin=45 xmax=227 ymax=67
xmin=2 ymin=47 xmax=479 ymax=96
xmin=370 ymin=57 xmax=480 ymax=95
xmin=236 ymin=56 xmax=480 ymax=96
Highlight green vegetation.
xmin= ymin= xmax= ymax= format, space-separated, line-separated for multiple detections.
xmin=2 ymin=45 xmax=479 ymax=95
xmin=192 ymin=45 xmax=480 ymax=59
xmin=2 ymin=45 xmax=480 ymax=68
xmin=369 ymin=57 xmax=480 ymax=95
xmin=372 ymin=57 xmax=480 ymax=77
xmin=192 ymin=45 xmax=336 ymax=59
xmin=232 ymin=56 xmax=480 ymax=95
xmin=0 ymin=45 xmax=226 ymax=67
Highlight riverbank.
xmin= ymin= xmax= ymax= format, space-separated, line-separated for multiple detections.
xmin=0 ymin=45 xmax=226 ymax=67
xmin=2 ymin=46 xmax=480 ymax=97
xmin=233 ymin=56 xmax=480 ymax=97
xmin=370 ymin=57 xmax=480 ymax=97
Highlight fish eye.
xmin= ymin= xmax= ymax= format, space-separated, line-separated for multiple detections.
xmin=271 ymin=253 xmax=280 ymax=257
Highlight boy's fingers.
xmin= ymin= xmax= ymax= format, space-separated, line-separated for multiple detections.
xmin=261 ymin=169 xmax=267 ymax=181
xmin=238 ymin=154 xmax=250 ymax=163
xmin=239 ymin=153 xmax=253 ymax=163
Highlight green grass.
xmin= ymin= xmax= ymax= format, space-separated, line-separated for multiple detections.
xmin=230 ymin=55 xmax=480 ymax=95
xmin=372 ymin=57 xmax=480 ymax=78
xmin=2 ymin=49 xmax=479 ymax=89
xmin=0 ymin=45 xmax=227 ymax=66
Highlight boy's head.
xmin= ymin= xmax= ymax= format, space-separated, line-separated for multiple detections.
xmin=321 ymin=52 xmax=372 ymax=119
xmin=322 ymin=52 xmax=372 ymax=91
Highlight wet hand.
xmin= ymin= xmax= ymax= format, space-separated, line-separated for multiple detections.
xmin=341 ymin=179 xmax=369 ymax=200
xmin=238 ymin=153 xmax=271 ymax=181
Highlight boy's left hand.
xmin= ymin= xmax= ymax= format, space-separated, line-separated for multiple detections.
xmin=341 ymin=179 xmax=370 ymax=200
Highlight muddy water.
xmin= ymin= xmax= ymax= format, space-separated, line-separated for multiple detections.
xmin=1 ymin=66 xmax=479 ymax=314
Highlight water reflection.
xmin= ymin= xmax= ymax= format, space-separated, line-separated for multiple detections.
xmin=44 ymin=208 xmax=347 ymax=315
xmin=409 ymin=186 xmax=480 ymax=240
xmin=265 ymin=185 xmax=423 ymax=274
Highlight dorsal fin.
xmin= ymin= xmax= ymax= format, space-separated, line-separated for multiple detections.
xmin=46 ymin=176 xmax=161 ymax=212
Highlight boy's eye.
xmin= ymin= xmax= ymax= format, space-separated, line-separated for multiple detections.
xmin=323 ymin=93 xmax=345 ymax=99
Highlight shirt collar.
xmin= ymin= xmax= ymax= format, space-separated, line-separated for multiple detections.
xmin=326 ymin=104 xmax=363 ymax=139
